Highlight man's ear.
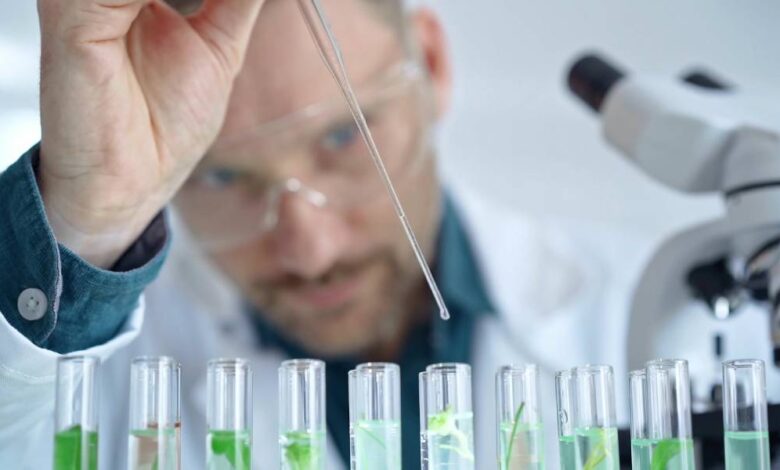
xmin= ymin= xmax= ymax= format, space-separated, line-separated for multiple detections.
xmin=410 ymin=8 xmax=452 ymax=119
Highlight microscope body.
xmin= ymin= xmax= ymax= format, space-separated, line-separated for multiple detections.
xmin=598 ymin=72 xmax=780 ymax=382
xmin=569 ymin=55 xmax=780 ymax=465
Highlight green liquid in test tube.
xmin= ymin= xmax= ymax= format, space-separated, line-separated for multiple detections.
xmin=207 ymin=358 xmax=253 ymax=470
xmin=53 ymin=356 xmax=100 ymax=470
xmin=641 ymin=359 xmax=695 ymax=470
xmin=127 ymin=356 xmax=182 ymax=470
xmin=573 ymin=365 xmax=620 ymax=470
xmin=419 ymin=363 xmax=475 ymax=470
xmin=723 ymin=359 xmax=771 ymax=470
xmin=555 ymin=369 xmax=577 ymax=470
xmin=279 ymin=359 xmax=327 ymax=470
xmin=349 ymin=363 xmax=402 ymax=470
xmin=496 ymin=365 xmax=544 ymax=469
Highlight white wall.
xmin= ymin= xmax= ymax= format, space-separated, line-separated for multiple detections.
xmin=428 ymin=0 xmax=780 ymax=237
xmin=1 ymin=0 xmax=779 ymax=240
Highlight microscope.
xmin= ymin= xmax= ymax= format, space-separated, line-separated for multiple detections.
xmin=567 ymin=54 xmax=780 ymax=467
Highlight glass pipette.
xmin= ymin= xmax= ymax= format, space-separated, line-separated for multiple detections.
xmin=295 ymin=0 xmax=451 ymax=321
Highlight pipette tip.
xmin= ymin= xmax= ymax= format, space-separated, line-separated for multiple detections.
xmin=439 ymin=308 xmax=451 ymax=321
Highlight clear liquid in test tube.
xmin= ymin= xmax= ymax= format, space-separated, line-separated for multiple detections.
xmin=54 ymin=356 xmax=100 ymax=470
xmin=573 ymin=365 xmax=620 ymax=470
xmin=349 ymin=363 xmax=402 ymax=470
xmin=723 ymin=359 xmax=770 ymax=470
xmin=128 ymin=356 xmax=181 ymax=470
xmin=279 ymin=359 xmax=327 ymax=470
xmin=555 ymin=369 xmax=577 ymax=470
xmin=496 ymin=365 xmax=544 ymax=470
xmin=207 ymin=359 xmax=253 ymax=470
xmin=629 ymin=370 xmax=651 ymax=470
xmin=419 ymin=363 xmax=475 ymax=470
xmin=645 ymin=359 xmax=695 ymax=470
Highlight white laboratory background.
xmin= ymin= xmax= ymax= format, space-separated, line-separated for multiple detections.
xmin=1 ymin=0 xmax=779 ymax=242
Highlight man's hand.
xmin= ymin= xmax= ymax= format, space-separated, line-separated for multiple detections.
xmin=37 ymin=0 xmax=265 ymax=267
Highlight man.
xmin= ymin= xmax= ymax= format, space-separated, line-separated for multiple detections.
xmin=0 ymin=0 xmax=650 ymax=468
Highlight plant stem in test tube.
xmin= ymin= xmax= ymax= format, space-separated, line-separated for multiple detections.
xmin=208 ymin=430 xmax=251 ymax=470
xmin=281 ymin=430 xmax=327 ymax=470
xmin=573 ymin=365 xmax=620 ymax=470
xmin=128 ymin=426 xmax=182 ymax=470
xmin=641 ymin=359 xmax=695 ymax=470
xmin=279 ymin=359 xmax=327 ymax=470
xmin=420 ymin=364 xmax=475 ymax=470
xmin=353 ymin=420 xmax=402 ymax=469
xmin=207 ymin=358 xmax=252 ymax=470
xmin=575 ymin=427 xmax=619 ymax=470
xmin=630 ymin=438 xmax=694 ymax=470
xmin=349 ymin=363 xmax=402 ymax=470
xmin=499 ymin=404 xmax=545 ymax=470
xmin=128 ymin=356 xmax=181 ymax=470
xmin=54 ymin=356 xmax=100 ymax=470
xmin=497 ymin=365 xmax=544 ymax=470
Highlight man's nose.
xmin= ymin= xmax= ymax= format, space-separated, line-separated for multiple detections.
xmin=267 ymin=187 xmax=348 ymax=279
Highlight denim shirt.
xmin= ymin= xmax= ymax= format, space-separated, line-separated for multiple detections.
xmin=251 ymin=194 xmax=495 ymax=470
xmin=0 ymin=145 xmax=169 ymax=353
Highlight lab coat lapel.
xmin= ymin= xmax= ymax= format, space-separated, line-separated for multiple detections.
xmin=453 ymin=188 xmax=608 ymax=372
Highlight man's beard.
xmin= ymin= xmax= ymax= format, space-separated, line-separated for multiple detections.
xmin=247 ymin=248 xmax=423 ymax=358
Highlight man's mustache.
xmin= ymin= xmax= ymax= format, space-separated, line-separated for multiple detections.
xmin=254 ymin=250 xmax=397 ymax=291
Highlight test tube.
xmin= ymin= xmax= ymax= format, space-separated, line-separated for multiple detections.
xmin=722 ymin=359 xmax=770 ymax=470
xmin=496 ymin=365 xmax=544 ymax=470
xmin=54 ymin=356 xmax=100 ymax=470
xmin=206 ymin=358 xmax=252 ymax=470
xmin=279 ymin=359 xmax=327 ymax=470
xmin=419 ymin=363 xmax=475 ymax=470
xmin=349 ymin=363 xmax=402 ymax=470
xmin=645 ymin=359 xmax=694 ymax=469
xmin=573 ymin=365 xmax=619 ymax=469
xmin=555 ymin=369 xmax=577 ymax=470
xmin=629 ymin=370 xmax=650 ymax=470
xmin=128 ymin=356 xmax=181 ymax=470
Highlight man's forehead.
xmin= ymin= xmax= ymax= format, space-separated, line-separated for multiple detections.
xmin=219 ymin=0 xmax=404 ymax=144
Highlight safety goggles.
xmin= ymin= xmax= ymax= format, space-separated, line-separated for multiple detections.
xmin=175 ymin=61 xmax=432 ymax=251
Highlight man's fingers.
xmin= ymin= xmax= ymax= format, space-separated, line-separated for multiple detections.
xmin=189 ymin=0 xmax=266 ymax=73
xmin=39 ymin=0 xmax=152 ymax=44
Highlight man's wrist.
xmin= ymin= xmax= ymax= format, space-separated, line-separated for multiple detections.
xmin=41 ymin=201 xmax=150 ymax=268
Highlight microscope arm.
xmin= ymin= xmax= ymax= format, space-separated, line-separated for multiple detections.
xmin=569 ymin=55 xmax=780 ymax=194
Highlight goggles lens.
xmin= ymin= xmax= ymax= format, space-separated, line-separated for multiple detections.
xmin=175 ymin=62 xmax=431 ymax=251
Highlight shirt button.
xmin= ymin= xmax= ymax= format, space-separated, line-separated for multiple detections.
xmin=17 ymin=288 xmax=48 ymax=321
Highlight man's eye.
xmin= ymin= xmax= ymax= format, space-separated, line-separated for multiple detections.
xmin=320 ymin=122 xmax=360 ymax=152
xmin=198 ymin=168 xmax=242 ymax=189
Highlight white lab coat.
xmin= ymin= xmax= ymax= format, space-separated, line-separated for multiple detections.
xmin=0 ymin=185 xmax=656 ymax=469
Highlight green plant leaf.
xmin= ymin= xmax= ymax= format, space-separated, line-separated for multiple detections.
xmin=427 ymin=405 xmax=474 ymax=462
xmin=583 ymin=429 xmax=612 ymax=470
xmin=283 ymin=431 xmax=319 ymax=470
xmin=651 ymin=439 xmax=682 ymax=470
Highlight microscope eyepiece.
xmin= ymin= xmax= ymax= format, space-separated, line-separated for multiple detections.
xmin=567 ymin=54 xmax=626 ymax=113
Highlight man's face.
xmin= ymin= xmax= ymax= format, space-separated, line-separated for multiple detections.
xmin=177 ymin=0 xmax=446 ymax=357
